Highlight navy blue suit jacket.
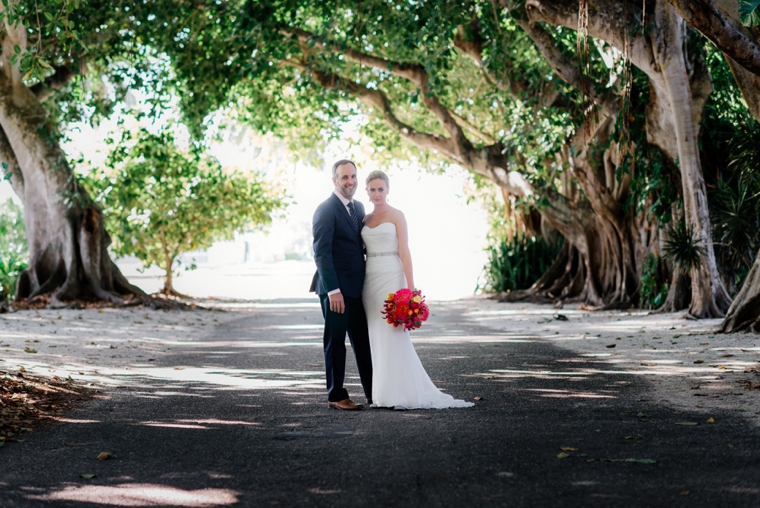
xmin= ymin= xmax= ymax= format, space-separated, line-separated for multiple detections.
xmin=310 ymin=193 xmax=366 ymax=298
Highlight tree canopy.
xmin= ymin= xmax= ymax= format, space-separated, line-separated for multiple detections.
xmin=4 ymin=0 xmax=760 ymax=331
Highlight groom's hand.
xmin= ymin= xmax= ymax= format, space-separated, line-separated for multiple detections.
xmin=328 ymin=292 xmax=345 ymax=314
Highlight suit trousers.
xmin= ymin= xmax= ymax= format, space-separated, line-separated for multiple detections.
xmin=319 ymin=294 xmax=373 ymax=402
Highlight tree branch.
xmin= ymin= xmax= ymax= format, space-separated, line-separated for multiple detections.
xmin=0 ymin=123 xmax=24 ymax=196
xmin=451 ymin=111 xmax=498 ymax=144
xmin=453 ymin=22 xmax=532 ymax=98
xmin=30 ymin=65 xmax=76 ymax=101
xmin=287 ymin=60 xmax=458 ymax=157
xmin=285 ymin=29 xmax=476 ymax=161
xmin=514 ymin=11 xmax=621 ymax=117
xmin=667 ymin=0 xmax=760 ymax=76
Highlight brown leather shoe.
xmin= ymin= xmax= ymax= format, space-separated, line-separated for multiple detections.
xmin=328 ymin=398 xmax=364 ymax=410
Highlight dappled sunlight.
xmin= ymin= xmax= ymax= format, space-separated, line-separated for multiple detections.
xmin=141 ymin=421 xmax=210 ymax=429
xmin=52 ymin=418 xmax=101 ymax=423
xmin=412 ymin=335 xmax=536 ymax=344
xmin=27 ymin=483 xmax=239 ymax=506
xmin=139 ymin=418 xmax=261 ymax=430
xmin=267 ymin=324 xmax=323 ymax=330
xmin=524 ymin=388 xmax=617 ymax=399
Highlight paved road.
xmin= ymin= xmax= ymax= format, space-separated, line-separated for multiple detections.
xmin=3 ymin=299 xmax=760 ymax=507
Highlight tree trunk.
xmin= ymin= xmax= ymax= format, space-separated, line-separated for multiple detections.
xmin=163 ymin=261 xmax=174 ymax=295
xmin=720 ymin=253 xmax=760 ymax=332
xmin=652 ymin=3 xmax=732 ymax=317
xmin=684 ymin=5 xmax=760 ymax=330
xmin=0 ymin=21 xmax=145 ymax=307
xmin=523 ymin=0 xmax=731 ymax=317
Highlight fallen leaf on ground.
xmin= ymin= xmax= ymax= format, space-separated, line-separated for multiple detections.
xmin=681 ymin=491 xmax=690 ymax=496
xmin=560 ymin=447 xmax=578 ymax=452
xmin=474 ymin=396 xmax=483 ymax=401
xmin=707 ymin=417 xmax=715 ymax=424
xmin=80 ymin=474 xmax=96 ymax=479
xmin=23 ymin=348 xmax=37 ymax=354
xmin=97 ymin=451 xmax=111 ymax=461
xmin=19 ymin=366 xmax=25 ymax=372
xmin=606 ymin=344 xmax=616 ymax=348
xmin=556 ymin=452 xmax=571 ymax=459
xmin=675 ymin=422 xmax=699 ymax=426
xmin=693 ymin=360 xmax=704 ymax=364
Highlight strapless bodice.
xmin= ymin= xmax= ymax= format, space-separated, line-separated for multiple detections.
xmin=361 ymin=222 xmax=398 ymax=256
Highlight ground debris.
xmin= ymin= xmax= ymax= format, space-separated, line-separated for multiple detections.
xmin=0 ymin=371 xmax=92 ymax=440
xmin=10 ymin=292 xmax=207 ymax=312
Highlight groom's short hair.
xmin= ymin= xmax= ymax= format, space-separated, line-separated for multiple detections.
xmin=332 ymin=159 xmax=356 ymax=178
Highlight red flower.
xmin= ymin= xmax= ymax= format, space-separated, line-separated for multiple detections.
xmin=382 ymin=288 xmax=430 ymax=331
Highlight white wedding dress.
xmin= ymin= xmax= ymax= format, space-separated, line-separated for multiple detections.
xmin=361 ymin=222 xmax=474 ymax=409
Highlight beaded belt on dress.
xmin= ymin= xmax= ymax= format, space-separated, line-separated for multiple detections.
xmin=367 ymin=251 xmax=398 ymax=258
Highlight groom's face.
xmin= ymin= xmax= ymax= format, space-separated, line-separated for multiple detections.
xmin=333 ymin=163 xmax=358 ymax=200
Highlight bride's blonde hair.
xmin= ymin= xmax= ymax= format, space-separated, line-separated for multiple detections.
xmin=365 ymin=170 xmax=389 ymax=187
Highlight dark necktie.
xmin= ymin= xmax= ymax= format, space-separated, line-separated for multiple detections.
xmin=347 ymin=201 xmax=360 ymax=235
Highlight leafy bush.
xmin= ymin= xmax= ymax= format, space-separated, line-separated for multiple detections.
xmin=701 ymin=41 xmax=760 ymax=294
xmin=639 ymin=253 xmax=669 ymax=309
xmin=479 ymin=235 xmax=564 ymax=294
xmin=709 ymin=176 xmax=760 ymax=292
xmin=662 ymin=220 xmax=704 ymax=274
xmin=0 ymin=199 xmax=28 ymax=300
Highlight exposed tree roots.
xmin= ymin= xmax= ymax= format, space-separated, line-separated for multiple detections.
xmin=719 ymin=255 xmax=760 ymax=333
xmin=158 ymin=287 xmax=194 ymax=301
xmin=10 ymin=293 xmax=201 ymax=312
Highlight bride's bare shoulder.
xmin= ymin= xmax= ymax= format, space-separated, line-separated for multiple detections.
xmin=390 ymin=207 xmax=406 ymax=221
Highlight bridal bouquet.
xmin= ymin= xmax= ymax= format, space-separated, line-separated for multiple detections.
xmin=383 ymin=288 xmax=430 ymax=331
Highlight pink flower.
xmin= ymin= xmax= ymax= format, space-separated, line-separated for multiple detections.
xmin=382 ymin=288 xmax=430 ymax=331
xmin=395 ymin=288 xmax=412 ymax=301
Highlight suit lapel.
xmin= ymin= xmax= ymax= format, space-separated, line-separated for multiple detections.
xmin=331 ymin=193 xmax=360 ymax=236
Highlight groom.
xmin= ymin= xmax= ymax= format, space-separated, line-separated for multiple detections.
xmin=310 ymin=159 xmax=373 ymax=410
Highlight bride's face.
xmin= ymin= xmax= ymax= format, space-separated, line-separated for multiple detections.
xmin=366 ymin=178 xmax=389 ymax=205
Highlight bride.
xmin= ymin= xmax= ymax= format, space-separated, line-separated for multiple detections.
xmin=361 ymin=170 xmax=473 ymax=410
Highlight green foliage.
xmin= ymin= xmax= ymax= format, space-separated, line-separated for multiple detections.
xmin=81 ymin=128 xmax=286 ymax=281
xmin=739 ymin=0 xmax=760 ymax=26
xmin=700 ymin=43 xmax=760 ymax=292
xmin=662 ymin=220 xmax=704 ymax=274
xmin=0 ymin=200 xmax=28 ymax=300
xmin=479 ymin=235 xmax=564 ymax=294
xmin=639 ymin=253 xmax=668 ymax=309
xmin=710 ymin=178 xmax=760 ymax=266
xmin=618 ymin=67 xmax=679 ymax=224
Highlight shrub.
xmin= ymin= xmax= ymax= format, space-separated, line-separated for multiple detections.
xmin=639 ymin=253 xmax=669 ymax=309
xmin=0 ymin=199 xmax=28 ymax=300
xmin=479 ymin=235 xmax=564 ymax=294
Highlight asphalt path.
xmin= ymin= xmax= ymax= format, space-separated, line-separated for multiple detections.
xmin=3 ymin=299 xmax=760 ymax=507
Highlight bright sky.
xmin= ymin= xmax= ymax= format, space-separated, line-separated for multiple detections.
xmin=0 ymin=113 xmax=490 ymax=301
